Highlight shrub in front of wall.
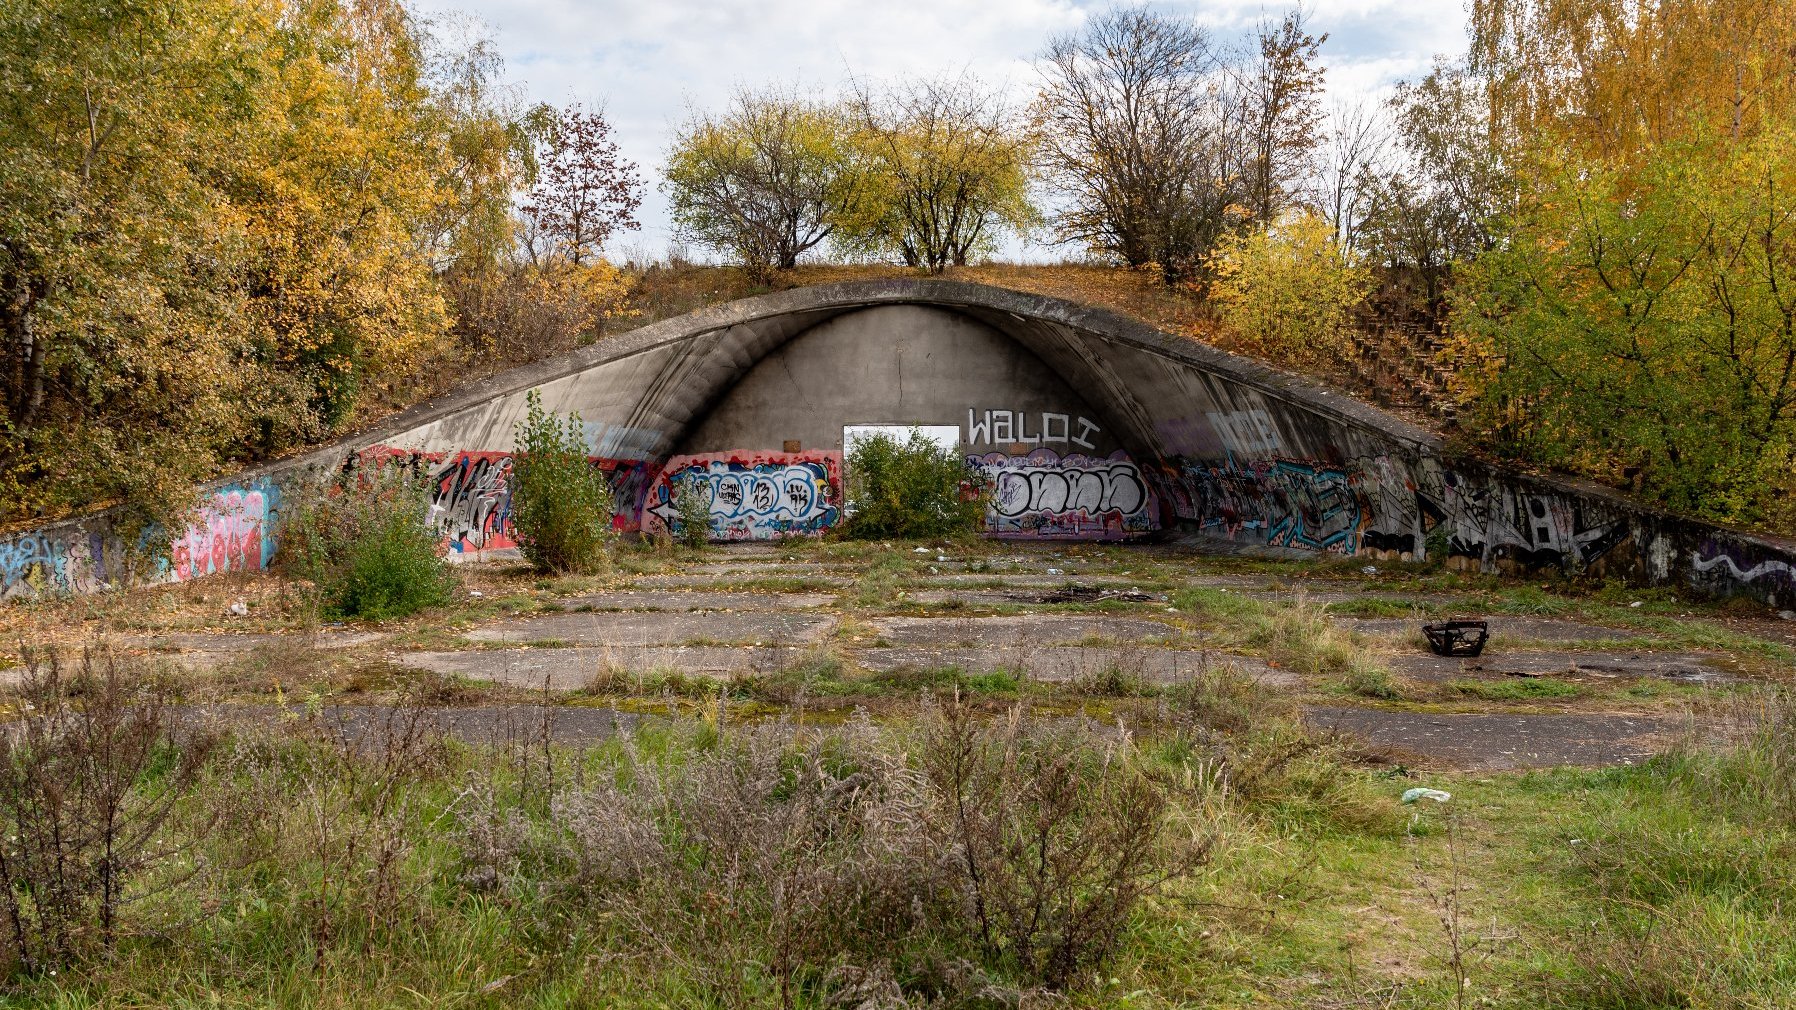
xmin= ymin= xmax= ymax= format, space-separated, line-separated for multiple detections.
xmin=671 ymin=472 xmax=713 ymax=548
xmin=844 ymin=428 xmax=989 ymax=540
xmin=510 ymin=390 xmax=616 ymax=573
xmin=279 ymin=469 xmax=455 ymax=622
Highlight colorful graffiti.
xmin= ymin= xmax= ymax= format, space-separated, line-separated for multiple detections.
xmin=1165 ymin=455 xmax=1362 ymax=552
xmin=969 ymin=449 xmax=1156 ymax=539
xmin=1693 ymin=540 xmax=1796 ymax=596
xmin=0 ymin=530 xmax=107 ymax=600
xmin=644 ymin=451 xmax=842 ymax=541
xmin=430 ymin=451 xmax=515 ymax=553
xmin=0 ymin=479 xmax=280 ymax=600
xmin=168 ymin=484 xmax=279 ymax=582
xmin=1153 ymin=450 xmax=1640 ymax=567
xmin=353 ymin=447 xmax=665 ymax=555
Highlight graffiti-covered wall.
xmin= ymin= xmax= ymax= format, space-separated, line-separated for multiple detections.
xmin=4 ymin=281 xmax=1793 ymax=607
xmin=645 ymin=451 xmax=842 ymax=542
xmin=0 ymin=479 xmax=280 ymax=601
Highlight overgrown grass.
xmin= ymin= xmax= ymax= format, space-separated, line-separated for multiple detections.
xmin=5 ymin=641 xmax=1795 ymax=1007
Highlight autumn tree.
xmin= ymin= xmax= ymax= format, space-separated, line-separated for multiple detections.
xmin=1454 ymin=125 xmax=1796 ymax=531
xmin=1208 ymin=212 xmax=1370 ymax=369
xmin=1033 ymin=8 xmax=1241 ymax=280
xmin=663 ymin=88 xmax=867 ymax=279
xmin=0 ymin=0 xmax=526 ymax=530
xmin=522 ymin=104 xmax=643 ymax=268
xmin=1314 ymin=99 xmax=1390 ymax=255
xmin=1378 ymin=66 xmax=1510 ymax=307
xmin=1237 ymin=9 xmax=1328 ymax=224
xmin=1470 ymin=0 xmax=1796 ymax=163
xmin=419 ymin=14 xmax=536 ymax=278
xmin=0 ymin=0 xmax=270 ymax=526
xmin=840 ymin=75 xmax=1037 ymax=272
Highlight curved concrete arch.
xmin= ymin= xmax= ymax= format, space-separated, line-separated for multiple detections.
xmin=363 ymin=278 xmax=1434 ymax=465
xmin=3 ymin=279 xmax=1794 ymax=607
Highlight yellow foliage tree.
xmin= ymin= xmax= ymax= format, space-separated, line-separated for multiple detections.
xmin=1471 ymin=0 xmax=1796 ymax=163
xmin=1206 ymin=213 xmax=1371 ymax=369
xmin=0 ymin=0 xmax=515 ymax=528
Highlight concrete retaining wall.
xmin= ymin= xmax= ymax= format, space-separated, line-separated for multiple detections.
xmin=4 ymin=279 xmax=1793 ymax=606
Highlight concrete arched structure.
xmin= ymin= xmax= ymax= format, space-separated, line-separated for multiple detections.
xmin=4 ymin=279 xmax=1794 ymax=605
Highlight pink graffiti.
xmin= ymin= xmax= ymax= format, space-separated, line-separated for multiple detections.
xmin=171 ymin=488 xmax=269 ymax=582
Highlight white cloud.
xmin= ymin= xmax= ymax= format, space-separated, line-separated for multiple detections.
xmin=410 ymin=0 xmax=1468 ymax=258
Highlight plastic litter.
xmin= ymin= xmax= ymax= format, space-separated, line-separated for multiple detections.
xmin=1401 ymin=787 xmax=1452 ymax=804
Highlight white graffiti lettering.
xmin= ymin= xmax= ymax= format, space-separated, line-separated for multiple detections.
xmin=966 ymin=409 xmax=1102 ymax=448
xmin=968 ymin=449 xmax=1155 ymax=540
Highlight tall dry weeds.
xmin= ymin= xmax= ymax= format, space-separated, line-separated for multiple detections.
xmin=0 ymin=647 xmax=217 ymax=976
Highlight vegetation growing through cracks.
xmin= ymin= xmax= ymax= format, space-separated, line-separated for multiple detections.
xmin=843 ymin=428 xmax=991 ymax=541
xmin=0 ymin=632 xmax=1792 ymax=1005
xmin=279 ymin=469 xmax=455 ymax=622
xmin=510 ymin=390 xmax=615 ymax=573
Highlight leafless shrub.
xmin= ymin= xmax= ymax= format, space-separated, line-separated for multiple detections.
xmin=550 ymin=714 xmax=947 ymax=1008
xmin=282 ymin=686 xmax=450 ymax=957
xmin=919 ymin=697 xmax=1210 ymax=991
xmin=453 ymin=703 xmax=1203 ymax=1003
xmin=0 ymin=647 xmax=217 ymax=976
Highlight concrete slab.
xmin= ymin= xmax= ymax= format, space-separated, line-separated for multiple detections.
xmin=556 ymin=590 xmax=835 ymax=611
xmin=397 ymin=644 xmax=810 ymax=689
xmin=866 ymin=614 xmax=1190 ymax=648
xmin=906 ymin=585 xmax=1165 ymax=606
xmin=631 ymin=574 xmax=853 ymax=589
xmin=1337 ymin=616 xmax=1663 ymax=644
xmin=680 ymin=562 xmax=836 ymax=577
xmin=1388 ymin=650 xmax=1738 ymax=684
xmin=1307 ymin=706 xmax=1682 ymax=770
xmin=118 ymin=630 xmax=383 ymax=671
xmin=464 ymin=610 xmax=836 ymax=647
xmin=854 ymin=645 xmax=1296 ymax=687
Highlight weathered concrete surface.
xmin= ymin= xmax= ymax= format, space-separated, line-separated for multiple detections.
xmin=864 ymin=615 xmax=1191 ymax=647
xmin=1307 ymin=706 xmax=1682 ymax=771
xmin=113 ymin=630 xmax=382 ymax=673
xmin=397 ymin=645 xmax=811 ymax=689
xmin=633 ymin=573 xmax=853 ymax=589
xmin=1388 ymin=650 xmax=1738 ymax=684
xmin=7 ymin=279 xmax=1795 ymax=605
xmin=856 ymin=645 xmax=1297 ymax=687
xmin=556 ymin=590 xmax=835 ymax=611
xmin=1338 ymin=616 xmax=1666 ymax=644
xmin=464 ymin=610 xmax=836 ymax=646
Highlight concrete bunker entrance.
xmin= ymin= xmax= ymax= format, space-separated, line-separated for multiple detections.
xmin=667 ymin=304 xmax=1160 ymax=540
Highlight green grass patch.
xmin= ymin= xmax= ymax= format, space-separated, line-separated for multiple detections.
xmin=1452 ymin=677 xmax=1582 ymax=701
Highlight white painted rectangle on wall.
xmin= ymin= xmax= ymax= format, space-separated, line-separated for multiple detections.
xmin=842 ymin=424 xmax=961 ymax=455
xmin=841 ymin=425 xmax=963 ymax=517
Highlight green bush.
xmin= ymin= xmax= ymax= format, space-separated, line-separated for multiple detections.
xmin=843 ymin=428 xmax=988 ymax=540
xmin=510 ymin=390 xmax=615 ymax=573
xmin=670 ymin=472 xmax=712 ymax=548
xmin=281 ymin=470 xmax=454 ymax=621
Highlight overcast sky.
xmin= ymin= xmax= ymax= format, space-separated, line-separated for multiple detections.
xmin=410 ymin=0 xmax=1471 ymax=261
